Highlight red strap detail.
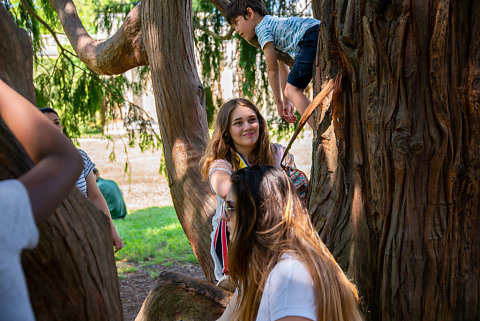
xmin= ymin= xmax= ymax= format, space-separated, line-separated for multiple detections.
xmin=214 ymin=220 xmax=220 ymax=245
xmin=221 ymin=221 xmax=229 ymax=275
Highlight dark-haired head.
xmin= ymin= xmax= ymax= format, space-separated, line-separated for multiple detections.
xmin=227 ymin=165 xmax=363 ymax=321
xmin=39 ymin=107 xmax=58 ymax=116
xmin=228 ymin=165 xmax=300 ymax=251
xmin=226 ymin=0 xmax=269 ymax=25
xmin=39 ymin=107 xmax=62 ymax=132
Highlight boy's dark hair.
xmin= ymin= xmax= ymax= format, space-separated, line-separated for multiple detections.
xmin=226 ymin=0 xmax=269 ymax=24
xmin=93 ymin=168 xmax=99 ymax=175
xmin=39 ymin=107 xmax=58 ymax=116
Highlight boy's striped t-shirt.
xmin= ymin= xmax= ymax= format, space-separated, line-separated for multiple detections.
xmin=76 ymin=149 xmax=95 ymax=195
xmin=255 ymin=15 xmax=320 ymax=59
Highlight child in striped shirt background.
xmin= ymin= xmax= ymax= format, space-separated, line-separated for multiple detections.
xmin=227 ymin=0 xmax=320 ymax=128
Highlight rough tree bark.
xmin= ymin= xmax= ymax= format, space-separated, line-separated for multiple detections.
xmin=135 ymin=271 xmax=232 ymax=321
xmin=309 ymin=1 xmax=480 ymax=320
xmin=0 ymin=5 xmax=123 ymax=320
xmin=0 ymin=5 xmax=36 ymax=103
xmin=0 ymin=119 xmax=123 ymax=321
xmin=141 ymin=0 xmax=216 ymax=282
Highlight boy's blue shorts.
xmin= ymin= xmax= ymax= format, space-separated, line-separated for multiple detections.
xmin=287 ymin=25 xmax=319 ymax=90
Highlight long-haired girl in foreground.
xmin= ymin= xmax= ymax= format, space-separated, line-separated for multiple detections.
xmin=218 ymin=165 xmax=363 ymax=321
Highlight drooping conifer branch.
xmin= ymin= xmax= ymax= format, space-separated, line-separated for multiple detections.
xmin=20 ymin=0 xmax=78 ymax=58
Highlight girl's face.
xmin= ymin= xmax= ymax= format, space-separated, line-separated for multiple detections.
xmin=221 ymin=188 xmax=238 ymax=242
xmin=228 ymin=105 xmax=259 ymax=151
xmin=45 ymin=112 xmax=63 ymax=132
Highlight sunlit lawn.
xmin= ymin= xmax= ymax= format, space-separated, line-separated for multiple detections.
xmin=113 ymin=206 xmax=198 ymax=275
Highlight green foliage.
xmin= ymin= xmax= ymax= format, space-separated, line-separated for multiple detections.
xmin=113 ymin=206 xmax=198 ymax=273
xmin=4 ymin=0 xmax=162 ymax=180
xmin=2 ymin=0 xmax=41 ymax=53
xmin=3 ymin=0 xmax=312 ymax=162
xmin=203 ymin=86 xmax=214 ymax=126
xmin=93 ymin=1 xmax=138 ymax=35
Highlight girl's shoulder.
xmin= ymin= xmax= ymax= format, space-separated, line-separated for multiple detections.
xmin=209 ymin=159 xmax=233 ymax=175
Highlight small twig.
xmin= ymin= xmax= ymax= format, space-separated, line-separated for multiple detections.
xmin=298 ymin=0 xmax=312 ymax=15
xmin=193 ymin=21 xmax=234 ymax=41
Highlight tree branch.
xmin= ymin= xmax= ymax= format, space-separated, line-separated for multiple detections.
xmin=209 ymin=0 xmax=229 ymax=17
xmin=47 ymin=0 xmax=148 ymax=75
xmin=193 ymin=21 xmax=234 ymax=41
xmin=20 ymin=0 xmax=78 ymax=58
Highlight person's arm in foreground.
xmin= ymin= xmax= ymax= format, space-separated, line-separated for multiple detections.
xmin=217 ymin=292 xmax=237 ymax=321
xmin=0 ymin=80 xmax=83 ymax=223
xmin=85 ymin=172 xmax=124 ymax=252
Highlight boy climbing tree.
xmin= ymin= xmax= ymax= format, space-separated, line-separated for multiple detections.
xmin=226 ymin=0 xmax=320 ymax=128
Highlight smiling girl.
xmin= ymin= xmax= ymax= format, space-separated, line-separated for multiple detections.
xmin=201 ymin=98 xmax=296 ymax=284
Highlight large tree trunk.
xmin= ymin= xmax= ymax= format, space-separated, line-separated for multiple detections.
xmin=0 ymin=119 xmax=123 ymax=320
xmin=310 ymin=1 xmax=480 ymax=320
xmin=0 ymin=6 xmax=123 ymax=319
xmin=0 ymin=5 xmax=36 ymax=103
xmin=141 ymin=0 xmax=216 ymax=282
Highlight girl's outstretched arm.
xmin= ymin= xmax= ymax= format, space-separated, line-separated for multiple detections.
xmin=85 ymin=172 xmax=124 ymax=252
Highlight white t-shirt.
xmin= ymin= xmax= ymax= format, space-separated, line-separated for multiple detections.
xmin=0 ymin=179 xmax=38 ymax=321
xmin=256 ymin=254 xmax=316 ymax=321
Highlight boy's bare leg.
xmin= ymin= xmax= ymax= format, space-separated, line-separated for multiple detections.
xmin=285 ymin=83 xmax=314 ymax=128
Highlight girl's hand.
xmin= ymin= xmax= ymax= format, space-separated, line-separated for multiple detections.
xmin=111 ymin=228 xmax=124 ymax=252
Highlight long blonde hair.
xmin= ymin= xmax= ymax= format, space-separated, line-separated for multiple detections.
xmin=200 ymin=98 xmax=275 ymax=180
xmin=228 ymin=165 xmax=363 ymax=321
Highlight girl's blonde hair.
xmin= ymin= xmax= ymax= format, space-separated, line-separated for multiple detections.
xmin=228 ymin=165 xmax=363 ymax=321
xmin=200 ymin=98 xmax=275 ymax=180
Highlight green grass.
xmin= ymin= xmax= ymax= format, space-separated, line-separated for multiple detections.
xmin=113 ymin=206 xmax=198 ymax=274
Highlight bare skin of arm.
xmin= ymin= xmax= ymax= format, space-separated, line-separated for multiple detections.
xmin=210 ymin=170 xmax=232 ymax=199
xmin=278 ymin=60 xmax=296 ymax=123
xmin=264 ymin=42 xmax=296 ymax=123
xmin=85 ymin=172 xmax=124 ymax=252
xmin=0 ymin=80 xmax=83 ymax=224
